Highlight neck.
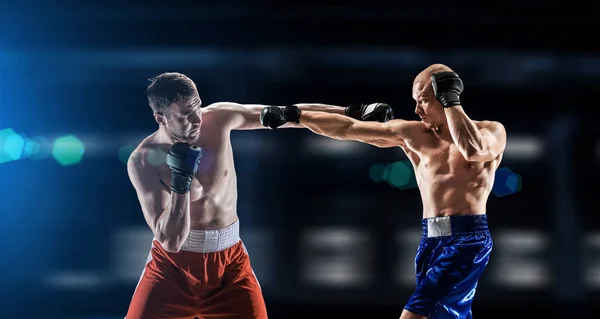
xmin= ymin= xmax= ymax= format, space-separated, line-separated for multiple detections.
xmin=430 ymin=122 xmax=452 ymax=139
xmin=429 ymin=120 xmax=444 ymax=132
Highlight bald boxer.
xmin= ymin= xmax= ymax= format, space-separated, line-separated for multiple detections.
xmin=125 ymin=72 xmax=392 ymax=319
xmin=260 ymin=64 xmax=506 ymax=319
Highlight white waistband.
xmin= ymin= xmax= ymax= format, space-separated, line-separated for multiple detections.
xmin=179 ymin=220 xmax=240 ymax=253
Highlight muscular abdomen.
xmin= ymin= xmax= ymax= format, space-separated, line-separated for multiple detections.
xmin=416 ymin=159 xmax=496 ymax=217
xmin=188 ymin=140 xmax=239 ymax=229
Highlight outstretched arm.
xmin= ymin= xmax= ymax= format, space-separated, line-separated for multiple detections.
xmin=298 ymin=110 xmax=414 ymax=148
xmin=210 ymin=102 xmax=347 ymax=130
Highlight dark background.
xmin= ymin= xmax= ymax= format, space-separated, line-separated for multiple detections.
xmin=0 ymin=1 xmax=598 ymax=318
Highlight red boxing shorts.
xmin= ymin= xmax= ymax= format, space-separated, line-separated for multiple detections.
xmin=125 ymin=220 xmax=267 ymax=319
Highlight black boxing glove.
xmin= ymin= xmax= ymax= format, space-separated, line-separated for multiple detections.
xmin=345 ymin=103 xmax=394 ymax=122
xmin=259 ymin=105 xmax=301 ymax=129
xmin=431 ymin=71 xmax=464 ymax=108
xmin=165 ymin=142 xmax=203 ymax=194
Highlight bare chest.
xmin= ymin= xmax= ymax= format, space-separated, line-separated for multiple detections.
xmin=158 ymin=140 xmax=236 ymax=199
xmin=414 ymin=142 xmax=483 ymax=178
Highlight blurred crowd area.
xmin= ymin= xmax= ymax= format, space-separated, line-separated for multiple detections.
xmin=0 ymin=1 xmax=597 ymax=318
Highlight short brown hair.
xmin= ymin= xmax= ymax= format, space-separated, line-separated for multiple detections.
xmin=146 ymin=72 xmax=198 ymax=115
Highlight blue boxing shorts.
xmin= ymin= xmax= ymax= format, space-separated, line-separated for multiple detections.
xmin=404 ymin=215 xmax=493 ymax=319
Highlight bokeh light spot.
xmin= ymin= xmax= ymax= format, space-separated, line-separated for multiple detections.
xmin=52 ymin=135 xmax=85 ymax=166
xmin=0 ymin=128 xmax=22 ymax=164
xmin=493 ymin=167 xmax=521 ymax=197
xmin=368 ymin=163 xmax=386 ymax=182
xmin=118 ymin=145 xmax=136 ymax=164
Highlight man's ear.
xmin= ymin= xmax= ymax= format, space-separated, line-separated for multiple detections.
xmin=154 ymin=113 xmax=166 ymax=125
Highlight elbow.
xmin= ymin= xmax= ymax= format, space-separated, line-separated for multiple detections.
xmin=460 ymin=138 xmax=488 ymax=161
xmin=159 ymin=238 xmax=184 ymax=253
xmin=162 ymin=242 xmax=182 ymax=253
xmin=336 ymin=125 xmax=352 ymax=140
xmin=462 ymin=147 xmax=495 ymax=162
xmin=463 ymin=147 xmax=480 ymax=161
xmin=156 ymin=233 xmax=188 ymax=253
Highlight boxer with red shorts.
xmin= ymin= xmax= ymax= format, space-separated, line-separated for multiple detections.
xmin=126 ymin=220 xmax=265 ymax=319
xmin=125 ymin=72 xmax=389 ymax=318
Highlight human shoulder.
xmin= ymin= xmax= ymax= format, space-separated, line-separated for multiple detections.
xmin=475 ymin=120 xmax=503 ymax=128
xmin=402 ymin=119 xmax=427 ymax=130
xmin=198 ymin=101 xmax=243 ymax=126
xmin=127 ymin=133 xmax=168 ymax=174
xmin=476 ymin=120 xmax=506 ymax=135
xmin=384 ymin=119 xmax=427 ymax=135
xmin=474 ymin=120 xmax=507 ymax=159
xmin=201 ymin=102 xmax=241 ymax=114
xmin=378 ymin=119 xmax=426 ymax=152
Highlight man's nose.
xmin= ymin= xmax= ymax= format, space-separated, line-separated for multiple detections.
xmin=190 ymin=113 xmax=202 ymax=125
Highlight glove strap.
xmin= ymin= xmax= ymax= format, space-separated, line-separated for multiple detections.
xmin=345 ymin=103 xmax=364 ymax=119
xmin=171 ymin=171 xmax=193 ymax=194
xmin=439 ymin=92 xmax=461 ymax=108
xmin=285 ymin=105 xmax=301 ymax=123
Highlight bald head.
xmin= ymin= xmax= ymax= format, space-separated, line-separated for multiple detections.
xmin=414 ymin=64 xmax=454 ymax=86
xmin=411 ymin=64 xmax=456 ymax=129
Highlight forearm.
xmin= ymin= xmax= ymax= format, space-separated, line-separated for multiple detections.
xmin=299 ymin=111 xmax=354 ymax=140
xmin=277 ymin=103 xmax=347 ymax=129
xmin=155 ymin=193 xmax=191 ymax=253
xmin=231 ymin=102 xmax=347 ymax=130
xmin=444 ymin=106 xmax=487 ymax=158
xmin=295 ymin=103 xmax=347 ymax=115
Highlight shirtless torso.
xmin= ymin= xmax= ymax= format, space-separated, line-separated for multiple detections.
xmin=297 ymin=113 xmax=505 ymax=219
xmin=124 ymin=71 xmax=352 ymax=319
xmin=132 ymin=106 xmax=240 ymax=230
xmin=128 ymin=100 xmax=344 ymax=238
xmin=294 ymin=64 xmax=507 ymax=319
xmin=132 ymin=105 xmax=252 ymax=235
xmin=401 ymin=121 xmax=503 ymax=218
xmin=125 ymin=101 xmax=275 ymax=319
